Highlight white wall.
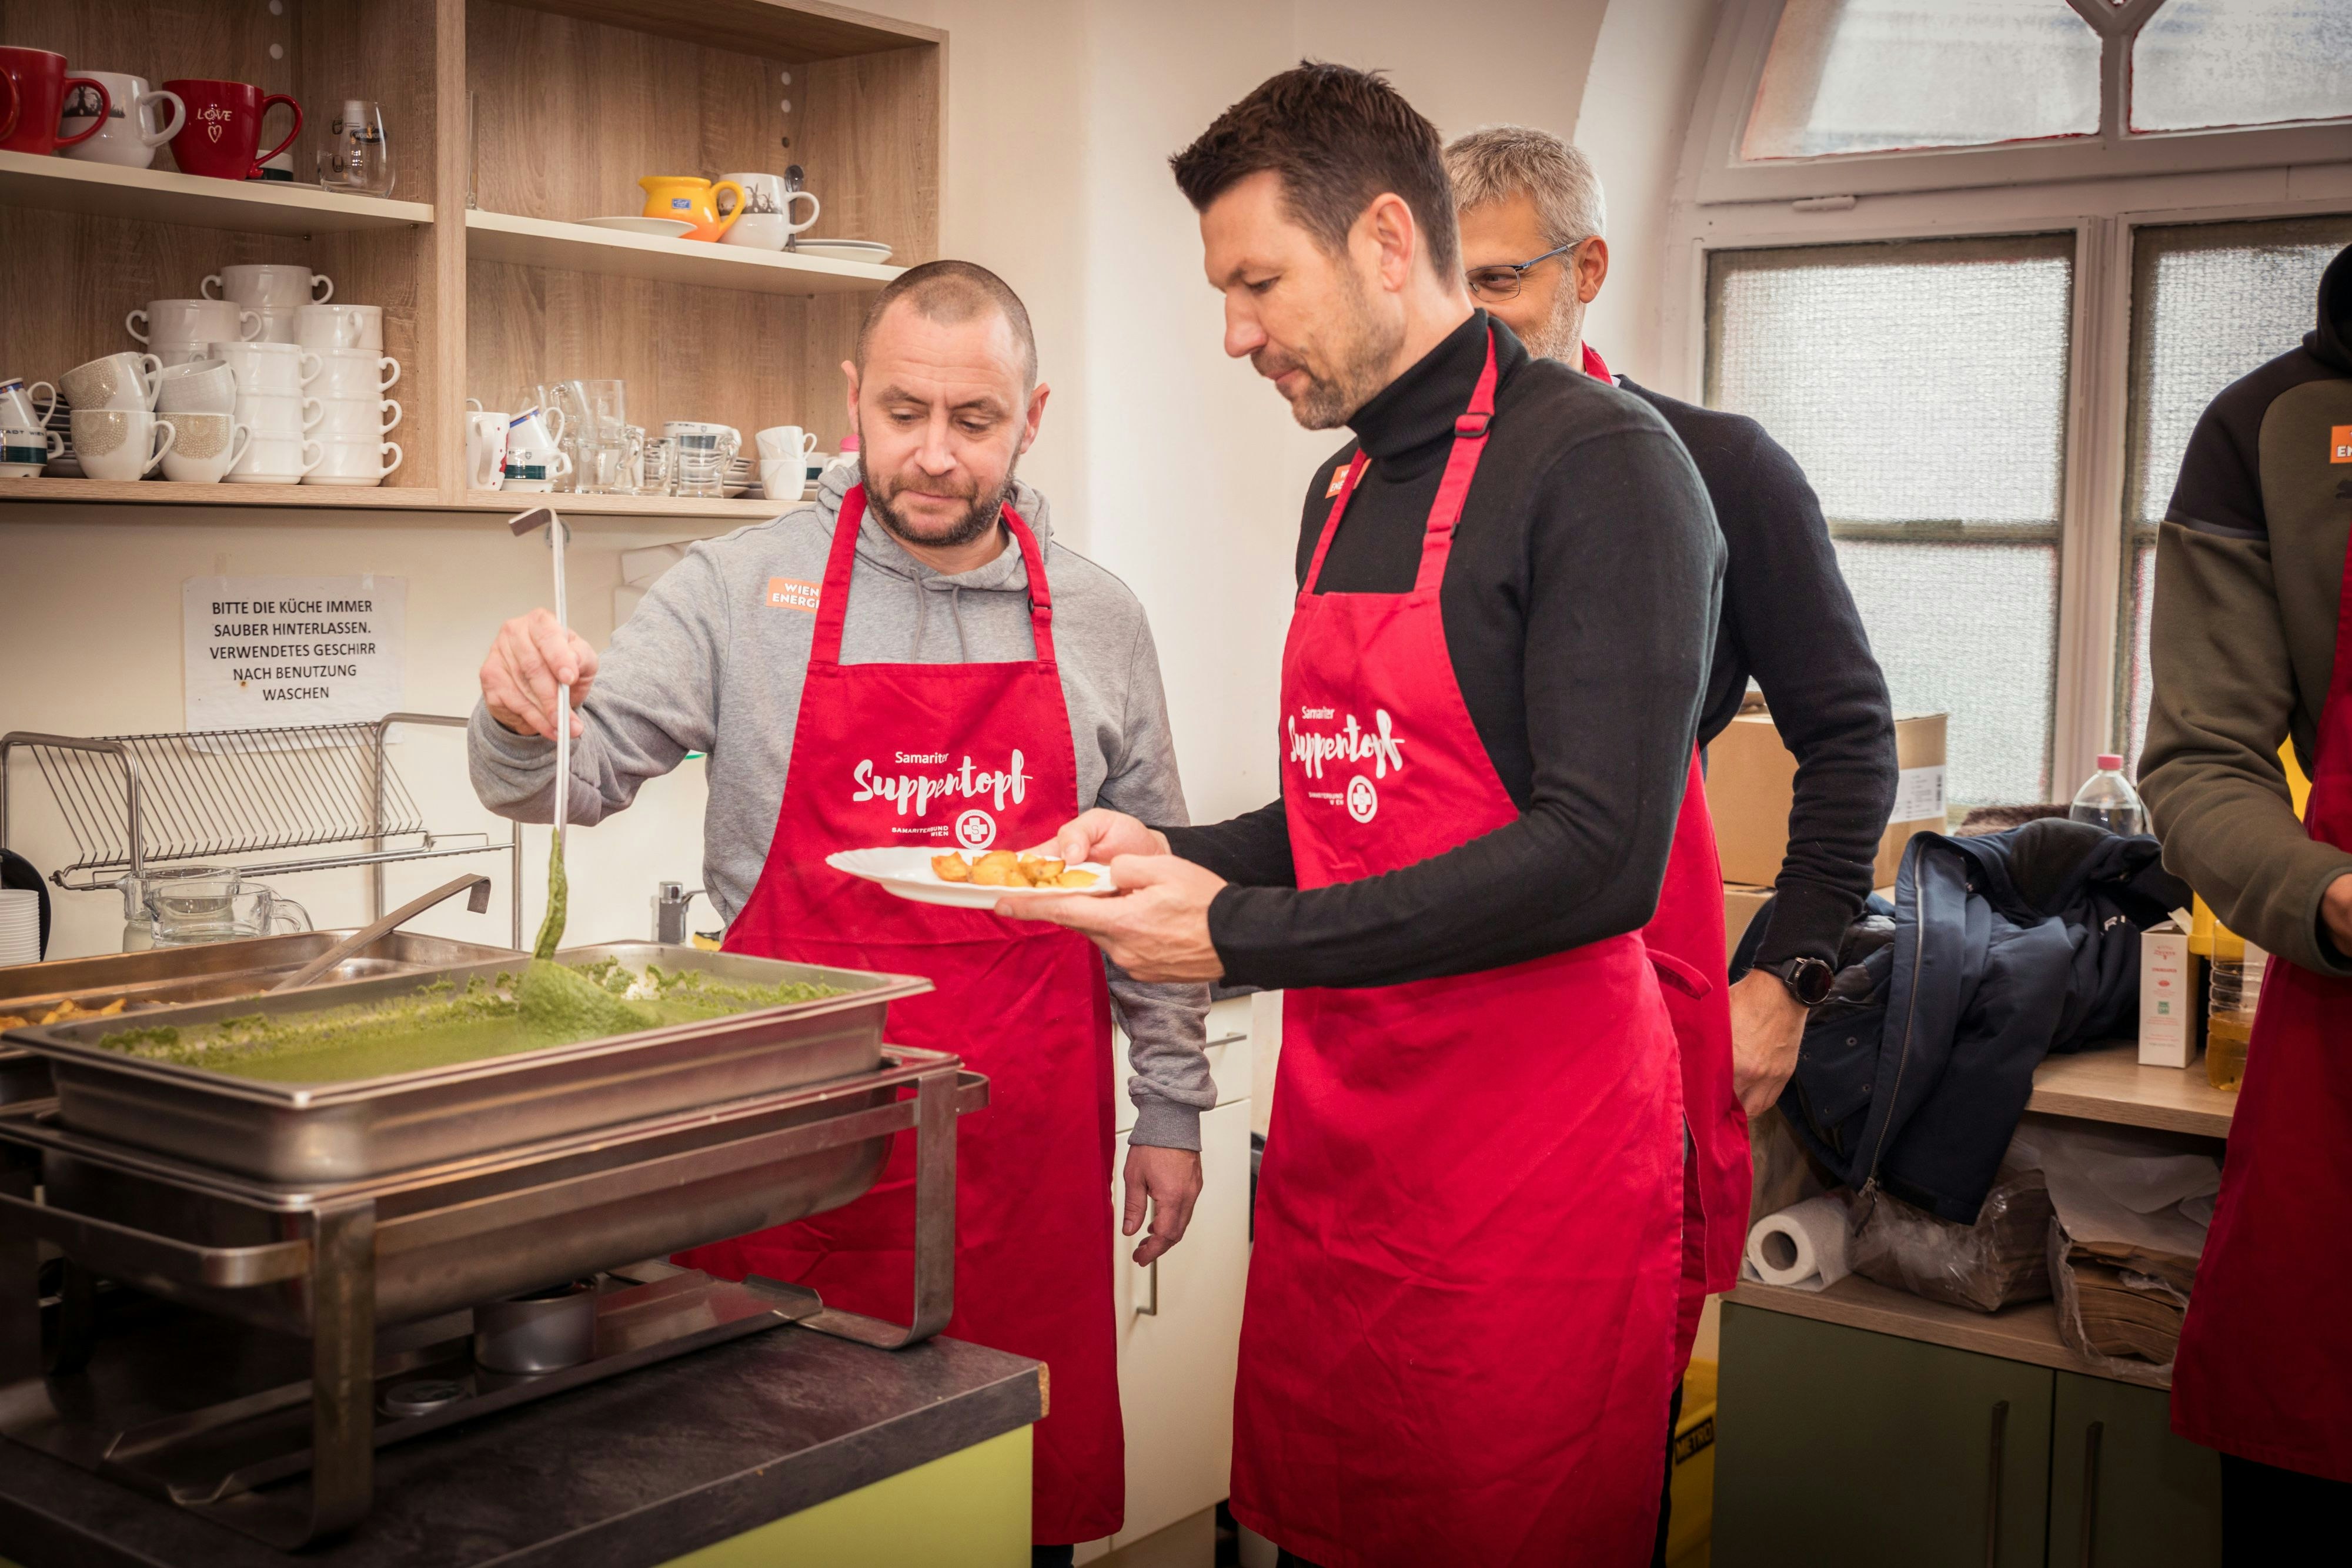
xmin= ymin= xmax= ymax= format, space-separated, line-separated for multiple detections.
xmin=1 ymin=0 xmax=1720 ymax=960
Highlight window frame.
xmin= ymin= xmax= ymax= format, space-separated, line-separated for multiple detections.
xmin=1690 ymin=0 xmax=2352 ymax=208
xmin=1659 ymin=1 xmax=2352 ymax=798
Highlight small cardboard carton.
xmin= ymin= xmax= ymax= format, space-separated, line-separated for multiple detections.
xmin=2139 ymin=920 xmax=2202 ymax=1068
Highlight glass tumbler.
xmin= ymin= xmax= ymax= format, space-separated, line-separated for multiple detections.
xmin=318 ymin=99 xmax=395 ymax=197
xmin=673 ymin=432 xmax=736 ymax=498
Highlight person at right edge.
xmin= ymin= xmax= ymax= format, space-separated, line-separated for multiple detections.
xmin=2141 ymin=240 xmax=2352 ymax=1558
xmin=1444 ymin=125 xmax=1899 ymax=1567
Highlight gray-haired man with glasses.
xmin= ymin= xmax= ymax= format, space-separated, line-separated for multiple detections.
xmin=1446 ymin=123 xmax=1899 ymax=1568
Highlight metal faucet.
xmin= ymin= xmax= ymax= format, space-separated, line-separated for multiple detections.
xmin=653 ymin=881 xmax=706 ymax=945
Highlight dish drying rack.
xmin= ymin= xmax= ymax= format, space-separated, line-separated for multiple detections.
xmin=0 ymin=713 xmax=524 ymax=947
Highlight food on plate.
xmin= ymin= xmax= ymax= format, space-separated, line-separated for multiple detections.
xmin=89 ymin=958 xmax=844 ymax=1084
xmin=928 ymin=851 xmax=1101 ymax=890
xmin=0 ymin=996 xmax=130 ymax=1030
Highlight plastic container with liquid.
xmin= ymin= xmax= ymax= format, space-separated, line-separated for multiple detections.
xmin=2068 ymin=754 xmax=2147 ymax=836
xmin=2206 ymin=941 xmax=2268 ymax=1091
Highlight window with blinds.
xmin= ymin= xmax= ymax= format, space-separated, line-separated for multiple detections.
xmin=1706 ymin=234 xmax=2076 ymax=806
xmin=2117 ymin=215 xmax=2352 ymax=770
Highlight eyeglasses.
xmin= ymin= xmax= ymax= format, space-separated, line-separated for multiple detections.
xmin=1465 ymin=238 xmax=1583 ymax=304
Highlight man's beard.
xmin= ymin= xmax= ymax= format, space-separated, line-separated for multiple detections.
xmin=1254 ymin=266 xmax=1406 ymax=431
xmin=861 ymin=454 xmax=1016 ymax=550
xmin=1515 ymin=285 xmax=1586 ymax=364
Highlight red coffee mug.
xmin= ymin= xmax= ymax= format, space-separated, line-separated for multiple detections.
xmin=0 ymin=48 xmax=110 ymax=156
xmin=162 ymin=78 xmax=300 ymax=182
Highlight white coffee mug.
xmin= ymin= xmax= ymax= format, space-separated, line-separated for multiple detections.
xmin=226 ymin=434 xmax=325 ymax=484
xmin=293 ymin=303 xmax=382 ymax=353
xmin=128 ymin=299 xmax=259 ymax=349
xmin=759 ymin=459 xmax=810 ymax=499
xmin=247 ymin=304 xmax=305 ymax=345
xmin=310 ymin=349 xmax=399 ymax=399
xmin=203 ymin=265 xmax=333 ymax=308
xmin=154 ymin=360 xmax=239 ymax=415
xmin=157 ymin=413 xmax=253 ymax=484
xmin=0 ymin=378 xmax=58 ymax=430
xmin=148 ymin=341 xmax=216 ymax=368
xmin=468 ymin=410 xmax=510 ymax=490
xmin=72 ymin=408 xmax=177 ymax=481
xmin=1 ymin=423 xmax=64 ymax=479
xmin=59 ymin=352 xmax=163 ymax=413
xmin=211 ymin=341 xmax=322 ymax=399
xmin=502 ymin=409 xmax=570 ymax=491
xmin=59 ymin=72 xmax=184 ymax=169
xmin=236 ymin=393 xmax=325 ymax=439
xmin=756 ymin=425 xmax=820 ymax=463
xmin=716 ymin=172 xmax=818 ymax=249
xmin=313 ymin=396 xmax=401 ymax=438
xmin=303 ymin=437 xmax=402 ymax=487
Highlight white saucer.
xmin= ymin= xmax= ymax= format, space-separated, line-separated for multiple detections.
xmin=579 ymin=216 xmax=695 ymax=238
xmin=796 ymin=240 xmax=893 ymax=264
xmin=827 ymin=846 xmax=1117 ymax=909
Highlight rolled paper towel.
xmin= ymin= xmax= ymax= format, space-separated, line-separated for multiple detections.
xmin=1742 ymin=1195 xmax=1854 ymax=1292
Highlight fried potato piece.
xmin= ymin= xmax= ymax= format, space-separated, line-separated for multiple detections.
xmin=1017 ymin=856 xmax=1063 ymax=887
xmin=0 ymin=1017 xmax=22 ymax=1031
xmin=1053 ymin=869 xmax=1099 ymax=889
xmin=931 ymin=852 xmax=973 ymax=883
xmin=31 ymin=997 xmax=130 ymax=1025
xmin=970 ymin=851 xmax=1021 ymax=888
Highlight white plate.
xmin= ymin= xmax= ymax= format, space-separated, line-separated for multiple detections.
xmin=796 ymin=240 xmax=893 ymax=263
xmin=827 ymin=846 xmax=1116 ymax=909
xmin=579 ymin=216 xmax=696 ymax=238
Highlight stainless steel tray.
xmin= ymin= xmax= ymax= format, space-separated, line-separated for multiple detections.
xmin=2 ymin=943 xmax=931 ymax=1183
xmin=0 ymin=930 xmax=526 ymax=1109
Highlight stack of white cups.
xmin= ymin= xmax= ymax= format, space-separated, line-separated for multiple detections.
xmin=211 ymin=341 xmax=323 ymax=484
xmin=0 ymin=889 xmax=40 ymax=967
xmin=202 ymin=263 xmax=334 ymax=345
xmin=294 ymin=305 xmax=399 ymax=486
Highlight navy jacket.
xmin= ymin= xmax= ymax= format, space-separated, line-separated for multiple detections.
xmin=1770 ymin=819 xmax=2190 ymax=1224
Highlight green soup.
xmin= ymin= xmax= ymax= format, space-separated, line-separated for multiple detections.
xmin=94 ymin=958 xmax=844 ymax=1084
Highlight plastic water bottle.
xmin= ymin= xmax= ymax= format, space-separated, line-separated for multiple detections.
xmin=2068 ymin=754 xmax=2147 ymax=836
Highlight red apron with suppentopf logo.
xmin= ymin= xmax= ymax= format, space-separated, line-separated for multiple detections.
xmin=673 ymin=487 xmax=1125 ymax=1544
xmin=1581 ymin=340 xmax=1753 ymax=1365
xmin=1227 ymin=329 xmax=1684 ymax=1567
xmin=2169 ymin=515 xmax=2352 ymax=1485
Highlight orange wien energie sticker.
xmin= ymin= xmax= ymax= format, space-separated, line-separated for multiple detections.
xmin=2332 ymin=426 xmax=2352 ymax=463
xmin=1325 ymin=463 xmax=1349 ymax=498
xmin=766 ymin=577 xmax=821 ymax=613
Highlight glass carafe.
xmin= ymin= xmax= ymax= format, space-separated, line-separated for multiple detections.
xmin=143 ymin=870 xmax=312 ymax=948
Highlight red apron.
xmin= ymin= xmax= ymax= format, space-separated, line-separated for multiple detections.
xmin=2170 ymin=531 xmax=2352 ymax=1484
xmin=672 ymin=488 xmax=1125 ymax=1543
xmin=1582 ymin=339 xmax=1751 ymax=1366
xmin=1228 ymin=329 xmax=1685 ymax=1567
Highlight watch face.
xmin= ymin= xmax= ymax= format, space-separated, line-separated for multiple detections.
xmin=1791 ymin=959 xmax=1834 ymax=1006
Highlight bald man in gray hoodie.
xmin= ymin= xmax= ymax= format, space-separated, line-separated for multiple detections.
xmin=469 ymin=261 xmax=1210 ymax=1556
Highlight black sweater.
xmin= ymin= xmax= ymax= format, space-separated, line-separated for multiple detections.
xmin=1620 ymin=379 xmax=1897 ymax=969
xmin=1162 ymin=313 xmax=1723 ymax=989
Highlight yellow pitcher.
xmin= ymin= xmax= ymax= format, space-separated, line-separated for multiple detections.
xmin=637 ymin=175 xmax=747 ymax=243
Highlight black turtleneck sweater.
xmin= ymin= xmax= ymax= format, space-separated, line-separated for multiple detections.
xmin=1162 ymin=312 xmax=1724 ymax=989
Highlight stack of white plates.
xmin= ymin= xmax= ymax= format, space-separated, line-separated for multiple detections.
xmin=0 ymin=888 xmax=39 ymax=966
xmin=796 ymin=239 xmax=893 ymax=265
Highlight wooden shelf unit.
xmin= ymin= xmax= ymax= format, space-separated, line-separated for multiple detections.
xmin=2025 ymin=1040 xmax=2236 ymax=1138
xmin=0 ymin=0 xmax=941 ymax=516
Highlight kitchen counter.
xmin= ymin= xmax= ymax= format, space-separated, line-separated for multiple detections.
xmin=0 ymin=1315 xmax=1041 ymax=1568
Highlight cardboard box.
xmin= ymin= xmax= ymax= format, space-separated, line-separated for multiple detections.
xmin=2139 ymin=921 xmax=2203 ymax=1068
xmin=1725 ymin=883 xmax=1773 ymax=957
xmin=1705 ymin=711 xmax=1949 ymax=889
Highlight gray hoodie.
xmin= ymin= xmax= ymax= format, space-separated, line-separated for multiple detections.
xmin=468 ymin=467 xmax=1214 ymax=1148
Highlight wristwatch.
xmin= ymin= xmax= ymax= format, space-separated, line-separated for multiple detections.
xmin=1758 ymin=955 xmax=1835 ymax=1008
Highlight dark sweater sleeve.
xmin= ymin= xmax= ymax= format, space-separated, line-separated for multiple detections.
xmin=1162 ymin=799 xmax=1296 ymax=888
xmin=1195 ymin=427 xmax=1722 ymax=989
xmin=1723 ymin=427 xmax=1899 ymax=968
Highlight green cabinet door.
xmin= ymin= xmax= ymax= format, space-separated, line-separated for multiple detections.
xmin=2047 ymin=1372 xmax=2221 ymax=1568
xmin=1715 ymin=1304 xmax=2054 ymax=1568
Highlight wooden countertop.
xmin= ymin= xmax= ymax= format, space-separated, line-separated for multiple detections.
xmin=2026 ymin=1041 xmax=2236 ymax=1138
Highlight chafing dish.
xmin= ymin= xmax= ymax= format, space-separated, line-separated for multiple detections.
xmin=0 ymin=942 xmax=980 ymax=1550
xmin=6 ymin=942 xmax=930 ymax=1182
xmin=0 ymin=929 xmax=524 ymax=1109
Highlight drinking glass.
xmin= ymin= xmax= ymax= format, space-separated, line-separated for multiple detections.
xmin=637 ymin=436 xmax=677 ymax=496
xmin=317 ymin=99 xmax=394 ymax=196
xmin=672 ymin=431 xmax=736 ymax=498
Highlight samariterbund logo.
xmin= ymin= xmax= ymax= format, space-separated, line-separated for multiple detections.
xmin=852 ymin=749 xmax=1031 ymax=848
xmin=1288 ymin=705 xmax=1404 ymax=823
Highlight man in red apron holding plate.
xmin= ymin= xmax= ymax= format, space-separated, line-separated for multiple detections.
xmin=1015 ymin=66 xmax=1725 ymax=1567
xmin=468 ymin=262 xmax=1217 ymax=1564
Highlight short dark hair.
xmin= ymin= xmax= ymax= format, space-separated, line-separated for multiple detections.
xmin=1170 ymin=61 xmax=1459 ymax=279
xmin=856 ymin=259 xmax=1038 ymax=389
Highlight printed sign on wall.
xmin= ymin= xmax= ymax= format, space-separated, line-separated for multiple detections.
xmin=183 ymin=575 xmax=406 ymax=731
